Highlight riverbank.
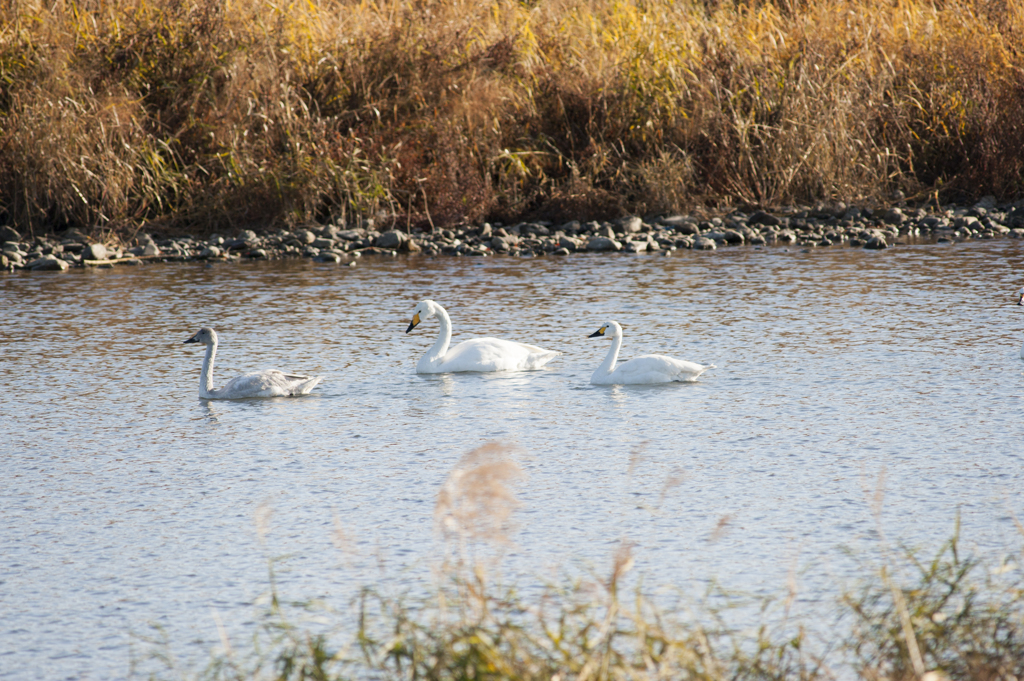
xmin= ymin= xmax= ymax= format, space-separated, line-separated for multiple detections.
xmin=3 ymin=0 xmax=1024 ymax=238
xmin=4 ymin=198 xmax=1024 ymax=272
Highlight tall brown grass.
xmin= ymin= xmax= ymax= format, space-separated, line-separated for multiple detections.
xmin=3 ymin=0 xmax=1023 ymax=238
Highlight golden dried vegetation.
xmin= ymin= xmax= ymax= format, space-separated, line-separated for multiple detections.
xmin=3 ymin=0 xmax=1022 ymax=237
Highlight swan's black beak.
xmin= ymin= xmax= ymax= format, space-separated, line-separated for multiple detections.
xmin=588 ymin=327 xmax=606 ymax=338
xmin=1018 ymin=293 xmax=1023 ymax=306
xmin=406 ymin=313 xmax=421 ymax=334
xmin=183 ymin=334 xmax=200 ymax=344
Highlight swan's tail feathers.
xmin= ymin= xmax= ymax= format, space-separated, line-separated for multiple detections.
xmin=527 ymin=350 xmax=561 ymax=369
xmin=677 ymin=362 xmax=714 ymax=382
xmin=695 ymin=363 xmax=716 ymax=377
xmin=290 ymin=375 xmax=324 ymax=395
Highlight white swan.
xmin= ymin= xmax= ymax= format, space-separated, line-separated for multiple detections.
xmin=588 ymin=321 xmax=714 ymax=385
xmin=405 ymin=299 xmax=560 ymax=373
xmin=183 ymin=327 xmax=323 ymax=399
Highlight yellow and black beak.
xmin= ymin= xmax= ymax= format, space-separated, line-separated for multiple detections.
xmin=406 ymin=313 xmax=421 ymax=334
xmin=183 ymin=333 xmax=200 ymax=344
xmin=588 ymin=326 xmax=606 ymax=338
xmin=1018 ymin=292 xmax=1023 ymax=306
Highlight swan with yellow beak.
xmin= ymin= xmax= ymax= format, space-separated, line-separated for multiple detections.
xmin=406 ymin=299 xmax=560 ymax=373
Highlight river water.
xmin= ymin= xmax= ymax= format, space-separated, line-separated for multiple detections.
xmin=2 ymin=239 xmax=1024 ymax=679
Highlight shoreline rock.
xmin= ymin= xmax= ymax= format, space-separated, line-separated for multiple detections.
xmin=4 ymin=199 xmax=1024 ymax=273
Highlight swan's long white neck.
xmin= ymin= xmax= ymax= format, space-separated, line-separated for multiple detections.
xmin=594 ymin=333 xmax=623 ymax=377
xmin=426 ymin=306 xmax=453 ymax=363
xmin=199 ymin=341 xmax=217 ymax=398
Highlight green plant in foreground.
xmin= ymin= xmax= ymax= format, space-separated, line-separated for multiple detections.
xmin=140 ymin=446 xmax=1024 ymax=681
xmin=843 ymin=530 xmax=1024 ymax=681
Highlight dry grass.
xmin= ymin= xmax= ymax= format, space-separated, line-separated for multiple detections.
xmin=135 ymin=444 xmax=1024 ymax=681
xmin=3 ymin=0 xmax=1023 ymax=237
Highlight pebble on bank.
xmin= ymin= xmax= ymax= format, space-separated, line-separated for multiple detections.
xmin=3 ymin=197 xmax=1024 ymax=272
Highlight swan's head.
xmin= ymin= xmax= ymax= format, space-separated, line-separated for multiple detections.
xmin=1017 ymin=287 xmax=1024 ymax=306
xmin=406 ymin=299 xmax=440 ymax=333
xmin=588 ymin=321 xmax=623 ymax=339
xmin=183 ymin=327 xmax=218 ymax=346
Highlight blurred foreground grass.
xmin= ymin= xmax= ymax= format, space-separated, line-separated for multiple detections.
xmin=142 ymin=445 xmax=1024 ymax=681
xmin=3 ymin=0 xmax=1024 ymax=238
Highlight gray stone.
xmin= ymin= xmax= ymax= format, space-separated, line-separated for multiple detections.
xmin=490 ymin=235 xmax=517 ymax=252
xmin=692 ymin=236 xmax=717 ymax=250
xmin=375 ymin=230 xmax=407 ymax=249
xmin=659 ymin=215 xmax=691 ymax=227
xmin=315 ymin=252 xmax=342 ymax=263
xmin=843 ymin=205 xmax=864 ymax=220
xmin=619 ymin=216 xmax=643 ymax=233
xmin=586 ymin=236 xmax=622 ymax=252
xmin=670 ymin=221 xmax=700 ymax=235
xmin=4 ymin=250 xmax=24 ymax=265
xmin=83 ymin=243 xmax=108 ymax=261
xmin=596 ymin=224 xmax=616 ymax=238
xmin=552 ymin=247 xmax=571 ymax=256
xmin=239 ymin=229 xmax=259 ymax=245
xmin=28 ymin=255 xmax=69 ymax=271
xmin=623 ymin=240 xmax=648 ymax=253
xmin=748 ymin=210 xmax=782 ymax=226
xmin=337 ymin=229 xmax=364 ymax=241
xmin=62 ymin=229 xmax=90 ymax=243
xmin=199 ymin=246 xmax=222 ymax=258
xmin=403 ymin=239 xmax=422 ymax=253
xmin=723 ymin=229 xmax=745 ymax=244
xmin=312 ymin=237 xmax=336 ymax=249
xmin=975 ymin=195 xmax=998 ymax=210
xmin=298 ymin=229 xmax=317 ymax=244
xmin=0 ymin=225 xmax=20 ymax=243
xmin=478 ymin=223 xmax=493 ymax=238
xmin=776 ymin=229 xmax=798 ymax=244
xmin=143 ymin=242 xmax=161 ymax=256
xmin=864 ymin=235 xmax=888 ymax=249
xmin=881 ymin=208 xmax=905 ymax=225
xmin=558 ymin=235 xmax=582 ymax=251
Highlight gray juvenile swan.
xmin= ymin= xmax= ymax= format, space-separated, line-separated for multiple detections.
xmin=183 ymin=327 xmax=323 ymax=399
xmin=588 ymin=321 xmax=714 ymax=385
xmin=406 ymin=299 xmax=560 ymax=373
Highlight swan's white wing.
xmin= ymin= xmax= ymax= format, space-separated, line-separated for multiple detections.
xmin=432 ymin=337 xmax=560 ymax=373
xmin=213 ymin=370 xmax=323 ymax=398
xmin=600 ymin=354 xmax=712 ymax=385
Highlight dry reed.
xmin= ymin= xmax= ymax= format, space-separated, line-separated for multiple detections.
xmin=2 ymin=0 xmax=1023 ymax=238
xmin=131 ymin=443 xmax=1024 ymax=680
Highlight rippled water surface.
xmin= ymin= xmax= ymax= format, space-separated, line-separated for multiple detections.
xmin=3 ymin=240 xmax=1024 ymax=678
